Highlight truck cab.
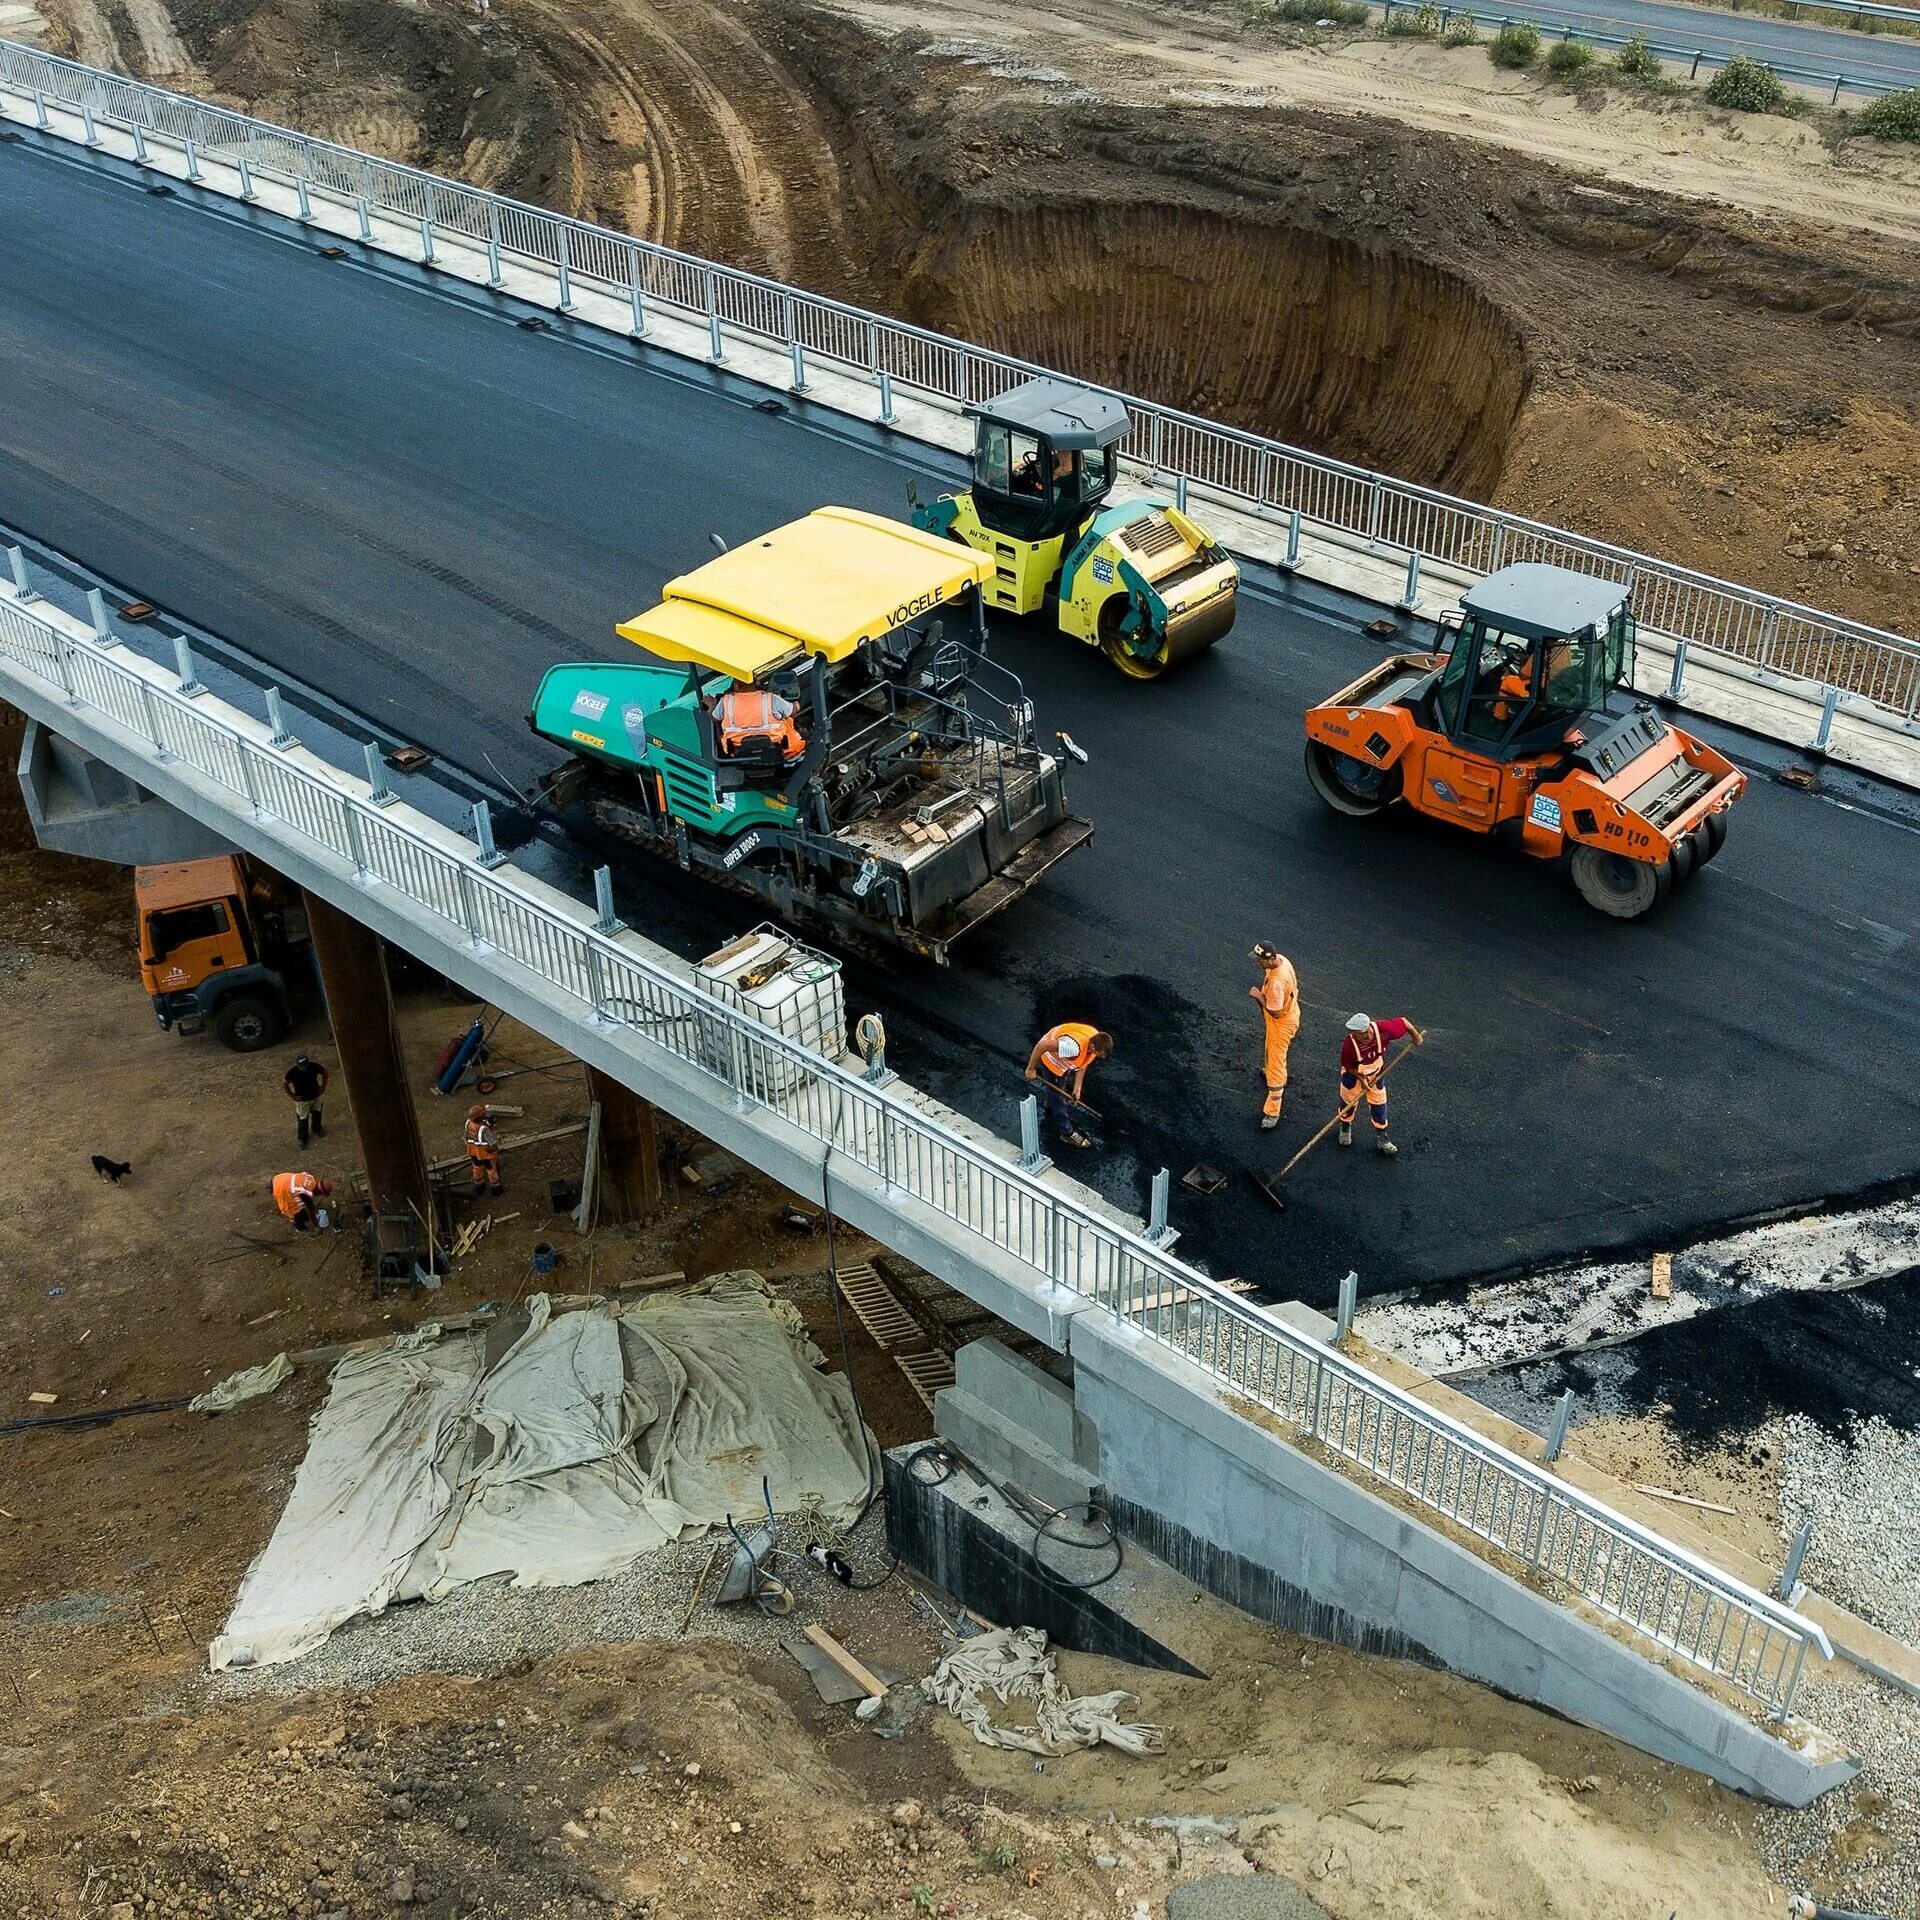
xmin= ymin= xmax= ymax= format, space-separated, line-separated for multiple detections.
xmin=137 ymin=855 xmax=304 ymax=1050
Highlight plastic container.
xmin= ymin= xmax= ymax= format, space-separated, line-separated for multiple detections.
xmin=693 ymin=924 xmax=846 ymax=1093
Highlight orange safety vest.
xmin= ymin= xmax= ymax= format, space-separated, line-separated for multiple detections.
xmin=465 ymin=1116 xmax=499 ymax=1163
xmin=715 ymin=688 xmax=805 ymax=761
xmin=1038 ymin=1022 xmax=1099 ymax=1080
xmin=1254 ymin=956 xmax=1299 ymax=1023
xmin=272 ymin=1171 xmax=318 ymax=1220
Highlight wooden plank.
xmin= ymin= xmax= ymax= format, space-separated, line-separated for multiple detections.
xmin=1650 ymin=1251 xmax=1673 ymax=1300
xmin=427 ymin=1120 xmax=587 ymax=1178
xmin=894 ymin=1349 xmax=957 ymax=1411
xmin=1631 ymin=1481 xmax=1736 ymax=1516
xmin=803 ymin=1624 xmax=887 ymax=1699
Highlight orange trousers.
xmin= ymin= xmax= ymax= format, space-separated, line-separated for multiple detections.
xmin=468 ymin=1144 xmax=502 ymax=1194
xmin=1262 ymin=1007 xmax=1300 ymax=1121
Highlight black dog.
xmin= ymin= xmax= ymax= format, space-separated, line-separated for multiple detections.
xmin=91 ymin=1154 xmax=132 ymax=1184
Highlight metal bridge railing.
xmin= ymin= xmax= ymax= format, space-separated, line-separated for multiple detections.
xmin=0 ymin=575 xmax=1830 ymax=1713
xmin=2 ymin=37 xmax=1916 ymax=734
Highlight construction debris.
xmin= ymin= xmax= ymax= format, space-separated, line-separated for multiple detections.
xmin=1631 ymin=1482 xmax=1736 ymax=1517
xmin=922 ymin=1625 xmax=1164 ymax=1756
xmin=803 ymin=1623 xmax=888 ymax=1700
xmin=449 ymin=1211 xmax=520 ymax=1259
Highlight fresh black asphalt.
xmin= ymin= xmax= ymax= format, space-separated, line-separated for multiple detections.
xmin=2 ymin=141 xmax=1916 ymax=1306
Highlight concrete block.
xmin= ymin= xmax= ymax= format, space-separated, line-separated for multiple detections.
xmin=19 ymin=720 xmax=233 ymax=865
xmin=934 ymin=1384 xmax=1099 ymax=1515
xmin=954 ymin=1336 xmax=1092 ymax=1462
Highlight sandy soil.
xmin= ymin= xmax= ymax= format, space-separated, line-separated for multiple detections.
xmin=829 ymin=0 xmax=1920 ymax=246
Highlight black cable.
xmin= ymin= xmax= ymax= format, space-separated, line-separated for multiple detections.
xmin=2 ymin=1396 xmax=190 ymax=1437
xmin=914 ymin=1435 xmax=1124 ymax=1593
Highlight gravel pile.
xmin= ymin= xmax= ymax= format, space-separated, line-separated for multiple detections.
xmin=1758 ymin=1670 xmax=1920 ymax=1920
xmin=1776 ymin=1411 xmax=1920 ymax=1647
xmin=213 ymin=1522 xmax=924 ymax=1698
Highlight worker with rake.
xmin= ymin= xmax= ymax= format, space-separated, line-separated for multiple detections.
xmin=1338 ymin=1012 xmax=1425 ymax=1156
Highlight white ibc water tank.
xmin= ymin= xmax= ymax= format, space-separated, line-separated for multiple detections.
xmin=693 ymin=924 xmax=846 ymax=1092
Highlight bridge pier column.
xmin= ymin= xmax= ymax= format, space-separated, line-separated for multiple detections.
xmin=584 ymin=1064 xmax=663 ymax=1223
xmin=304 ymin=891 xmax=433 ymax=1237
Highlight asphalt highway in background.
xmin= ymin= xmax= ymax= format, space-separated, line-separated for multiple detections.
xmin=1505 ymin=0 xmax=1920 ymax=91
xmin=3 ymin=139 xmax=1916 ymax=1306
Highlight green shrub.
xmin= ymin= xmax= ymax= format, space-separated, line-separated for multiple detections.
xmin=1856 ymin=86 xmax=1920 ymax=141
xmin=1704 ymin=53 xmax=1788 ymax=112
xmin=1545 ymin=35 xmax=1593 ymax=73
xmin=1614 ymin=33 xmax=1662 ymax=78
xmin=1488 ymin=19 xmax=1541 ymax=66
xmin=1246 ymin=0 xmax=1371 ymax=23
xmin=1441 ymin=12 xmax=1479 ymax=43
xmin=1384 ymin=1 xmax=1443 ymax=34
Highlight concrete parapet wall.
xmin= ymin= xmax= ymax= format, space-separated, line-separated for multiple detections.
xmin=1068 ymin=1314 xmax=1858 ymax=1807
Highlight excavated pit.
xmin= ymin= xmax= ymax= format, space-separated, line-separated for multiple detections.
xmin=895 ymin=202 xmax=1529 ymax=500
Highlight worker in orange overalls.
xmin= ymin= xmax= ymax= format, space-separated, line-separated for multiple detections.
xmin=1248 ymin=943 xmax=1301 ymax=1132
xmin=465 ymin=1104 xmax=504 ymax=1198
xmin=1338 ymin=1012 xmax=1424 ymax=1157
xmin=713 ymin=685 xmax=806 ymax=762
xmin=1024 ymin=1022 xmax=1113 ymax=1151
xmin=271 ymin=1170 xmax=334 ymax=1234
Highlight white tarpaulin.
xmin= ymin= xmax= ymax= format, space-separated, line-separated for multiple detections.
xmin=211 ymin=1275 xmax=872 ymax=1670
xmin=923 ymin=1626 xmax=1165 ymax=1756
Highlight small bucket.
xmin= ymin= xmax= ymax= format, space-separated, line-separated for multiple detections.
xmin=531 ymin=1241 xmax=558 ymax=1275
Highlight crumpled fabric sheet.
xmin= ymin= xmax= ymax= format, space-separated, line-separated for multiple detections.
xmin=210 ymin=1275 xmax=871 ymax=1670
xmin=922 ymin=1625 xmax=1165 ymax=1756
xmin=189 ymin=1351 xmax=294 ymax=1413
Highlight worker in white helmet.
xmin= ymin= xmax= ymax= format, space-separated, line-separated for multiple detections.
xmin=1337 ymin=1011 xmax=1424 ymax=1155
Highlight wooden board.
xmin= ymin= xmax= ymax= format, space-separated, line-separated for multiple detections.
xmin=1651 ymin=1252 xmax=1674 ymax=1300
xmin=802 ymin=1624 xmax=887 ymax=1699
xmin=834 ymin=1261 xmax=922 ymax=1351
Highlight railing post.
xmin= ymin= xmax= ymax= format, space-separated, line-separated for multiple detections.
xmin=172 ymin=634 xmax=206 ymax=698
xmin=1333 ymin=1269 xmax=1359 ymax=1344
xmin=486 ymin=203 xmax=505 ymax=289
xmin=54 ymin=634 xmax=80 ymax=707
xmin=790 ymin=337 xmax=808 ymax=393
xmin=353 ymin=194 xmax=372 ymax=242
xmin=584 ymin=941 xmax=610 ymax=1021
xmin=81 ymin=101 xmax=99 ymax=148
xmin=130 ymin=120 xmax=147 ymax=165
xmin=1174 ymin=472 xmax=1189 ymax=516
xmin=456 ymin=865 xmax=486 ymax=947
xmin=185 ymin=137 xmax=203 ymax=183
xmin=707 ymin=310 xmax=724 ymax=362
xmin=363 ymin=741 xmax=396 ymax=807
xmin=295 ymin=175 xmax=313 ymax=222
xmin=1146 ymin=1168 xmax=1172 ymax=1247
xmin=593 ymin=864 xmax=624 ymax=935
xmin=6 ymin=546 xmax=36 ymax=604
xmin=238 ymin=157 xmax=257 ymax=202
xmin=1776 ymin=1520 xmax=1813 ymax=1603
xmin=139 ymin=681 xmax=166 ymax=754
xmin=555 ymin=226 xmax=574 ymax=312
xmin=33 ymin=89 xmax=49 ymax=130
xmin=1831 ymin=73 xmax=1843 ymax=105
xmin=1397 ymin=550 xmax=1422 ymax=612
xmin=265 ymin=685 xmax=296 ymax=747
xmin=87 ymin=588 xmax=118 ymax=648
xmin=1365 ymin=475 xmax=1384 ymax=549
xmin=419 ymin=214 xmax=436 ymax=267
xmin=878 ymin=368 xmax=895 ymax=425
xmin=1807 ymin=684 xmax=1841 ymax=756
xmin=1282 ymin=509 xmax=1302 ymax=572
xmin=1663 ymin=638 xmax=1690 ymax=703
xmin=470 ymin=799 xmax=506 ymax=869
xmin=238 ymin=743 xmax=262 ymax=815
xmin=627 ymin=252 xmax=648 ymax=336
xmin=1542 ymin=1388 xmax=1575 ymax=1464
xmin=342 ymin=804 xmax=368 ymax=879
xmin=1016 ymin=1094 xmax=1046 ymax=1172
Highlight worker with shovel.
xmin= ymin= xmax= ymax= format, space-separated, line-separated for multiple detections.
xmin=1248 ymin=943 xmax=1301 ymax=1132
xmin=1025 ymin=1023 xmax=1112 ymax=1151
xmin=1338 ymin=1012 xmax=1425 ymax=1156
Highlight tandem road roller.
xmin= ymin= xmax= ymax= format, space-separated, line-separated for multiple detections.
xmin=911 ymin=377 xmax=1239 ymax=680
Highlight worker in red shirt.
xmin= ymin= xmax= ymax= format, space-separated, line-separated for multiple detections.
xmin=1248 ymin=944 xmax=1300 ymax=1132
xmin=1024 ymin=1022 xmax=1113 ymax=1150
xmin=1338 ymin=1012 xmax=1424 ymax=1155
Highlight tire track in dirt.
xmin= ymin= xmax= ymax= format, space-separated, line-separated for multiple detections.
xmin=514 ymin=0 xmax=854 ymax=283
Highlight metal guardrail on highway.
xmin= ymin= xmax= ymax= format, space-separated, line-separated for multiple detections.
xmin=1 ymin=38 xmax=1916 ymax=736
xmin=1387 ymin=0 xmax=1911 ymax=96
xmin=0 ymin=573 xmax=1829 ymax=1712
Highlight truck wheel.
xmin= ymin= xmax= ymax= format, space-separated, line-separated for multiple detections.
xmin=213 ymin=994 xmax=284 ymax=1052
xmin=1304 ymin=740 xmax=1400 ymax=818
xmin=1570 ymin=846 xmax=1671 ymax=919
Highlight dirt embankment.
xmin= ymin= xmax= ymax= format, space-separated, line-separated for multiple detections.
xmin=32 ymin=0 xmax=1920 ymax=630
